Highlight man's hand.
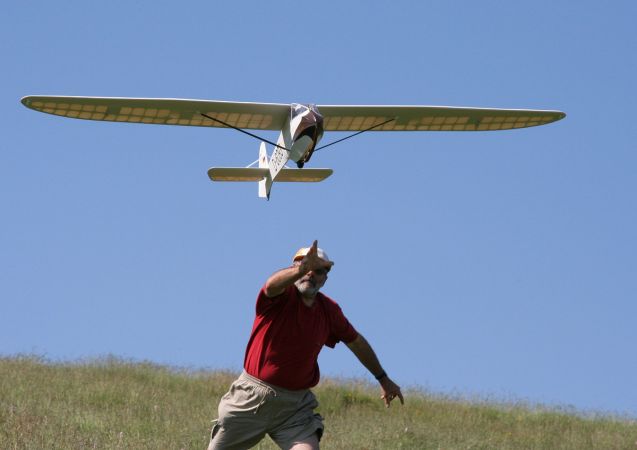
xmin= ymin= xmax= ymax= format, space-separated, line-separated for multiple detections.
xmin=380 ymin=377 xmax=404 ymax=408
xmin=345 ymin=334 xmax=404 ymax=408
xmin=298 ymin=240 xmax=334 ymax=274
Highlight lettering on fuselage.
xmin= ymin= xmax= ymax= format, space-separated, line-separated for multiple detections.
xmin=269 ymin=142 xmax=288 ymax=180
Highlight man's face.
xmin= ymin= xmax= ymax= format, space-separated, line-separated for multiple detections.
xmin=293 ymin=261 xmax=329 ymax=298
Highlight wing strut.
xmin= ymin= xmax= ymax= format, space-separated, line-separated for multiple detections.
xmin=199 ymin=112 xmax=290 ymax=152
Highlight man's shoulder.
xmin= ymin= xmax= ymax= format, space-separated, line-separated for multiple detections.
xmin=317 ymin=291 xmax=342 ymax=311
xmin=256 ymin=285 xmax=297 ymax=315
xmin=259 ymin=284 xmax=297 ymax=299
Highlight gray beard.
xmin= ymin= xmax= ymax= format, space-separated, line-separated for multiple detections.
xmin=294 ymin=279 xmax=319 ymax=298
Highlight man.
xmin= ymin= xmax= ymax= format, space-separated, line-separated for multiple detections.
xmin=208 ymin=241 xmax=403 ymax=450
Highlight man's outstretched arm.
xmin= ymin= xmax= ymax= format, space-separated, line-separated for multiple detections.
xmin=264 ymin=264 xmax=305 ymax=298
xmin=346 ymin=334 xmax=404 ymax=407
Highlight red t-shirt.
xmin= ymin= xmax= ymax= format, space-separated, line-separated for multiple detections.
xmin=243 ymin=285 xmax=359 ymax=390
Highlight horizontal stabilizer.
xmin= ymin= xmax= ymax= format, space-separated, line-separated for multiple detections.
xmin=276 ymin=168 xmax=333 ymax=182
xmin=208 ymin=168 xmax=268 ymax=182
xmin=208 ymin=167 xmax=332 ymax=182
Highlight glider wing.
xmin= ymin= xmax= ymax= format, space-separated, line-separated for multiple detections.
xmin=20 ymin=96 xmax=290 ymax=130
xmin=316 ymin=105 xmax=566 ymax=132
xmin=21 ymin=96 xmax=566 ymax=133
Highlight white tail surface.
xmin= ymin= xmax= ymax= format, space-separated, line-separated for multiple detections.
xmin=207 ymin=167 xmax=332 ymax=183
xmin=274 ymin=168 xmax=332 ymax=182
xmin=208 ymin=167 xmax=269 ymax=181
xmin=207 ymin=139 xmax=332 ymax=199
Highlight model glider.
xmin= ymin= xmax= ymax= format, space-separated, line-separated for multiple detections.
xmin=21 ymin=96 xmax=565 ymax=199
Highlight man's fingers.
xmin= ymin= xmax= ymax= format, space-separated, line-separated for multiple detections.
xmin=382 ymin=393 xmax=403 ymax=408
xmin=304 ymin=241 xmax=318 ymax=261
xmin=305 ymin=240 xmax=333 ymax=270
xmin=381 ymin=389 xmax=404 ymax=408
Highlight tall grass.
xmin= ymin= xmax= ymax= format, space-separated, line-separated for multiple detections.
xmin=1 ymin=356 xmax=635 ymax=449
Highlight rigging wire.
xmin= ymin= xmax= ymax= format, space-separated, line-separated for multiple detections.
xmin=200 ymin=112 xmax=395 ymax=153
xmin=314 ymin=118 xmax=396 ymax=152
xmin=199 ymin=112 xmax=289 ymax=151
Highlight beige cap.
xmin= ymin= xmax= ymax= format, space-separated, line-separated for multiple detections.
xmin=293 ymin=247 xmax=331 ymax=263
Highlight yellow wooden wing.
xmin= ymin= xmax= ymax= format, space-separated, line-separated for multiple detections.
xmin=317 ymin=105 xmax=566 ymax=132
xmin=22 ymin=96 xmax=565 ymax=133
xmin=21 ymin=95 xmax=290 ymax=130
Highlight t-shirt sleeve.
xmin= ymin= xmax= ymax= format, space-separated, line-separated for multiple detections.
xmin=255 ymin=284 xmax=289 ymax=316
xmin=325 ymin=303 xmax=359 ymax=348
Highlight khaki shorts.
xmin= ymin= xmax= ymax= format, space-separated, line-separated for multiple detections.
xmin=207 ymin=371 xmax=324 ymax=450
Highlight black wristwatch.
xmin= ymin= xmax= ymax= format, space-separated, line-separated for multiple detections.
xmin=374 ymin=371 xmax=387 ymax=381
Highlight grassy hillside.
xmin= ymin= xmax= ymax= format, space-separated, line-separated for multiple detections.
xmin=1 ymin=356 xmax=635 ymax=449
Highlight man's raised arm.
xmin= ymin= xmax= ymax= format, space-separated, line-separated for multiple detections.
xmin=264 ymin=265 xmax=306 ymax=297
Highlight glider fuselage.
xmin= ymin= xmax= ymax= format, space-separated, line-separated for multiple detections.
xmin=270 ymin=103 xmax=324 ymax=178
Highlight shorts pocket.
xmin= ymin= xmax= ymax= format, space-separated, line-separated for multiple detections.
xmin=221 ymin=380 xmax=270 ymax=416
xmin=209 ymin=419 xmax=221 ymax=440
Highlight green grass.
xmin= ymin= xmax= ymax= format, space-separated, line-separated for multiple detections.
xmin=1 ymin=356 xmax=635 ymax=449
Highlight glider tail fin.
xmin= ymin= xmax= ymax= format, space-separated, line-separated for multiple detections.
xmin=258 ymin=142 xmax=273 ymax=199
xmin=207 ymin=141 xmax=331 ymax=199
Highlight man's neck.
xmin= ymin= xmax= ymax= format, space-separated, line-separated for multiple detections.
xmin=301 ymin=295 xmax=317 ymax=308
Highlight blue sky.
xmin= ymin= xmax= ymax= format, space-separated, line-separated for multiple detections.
xmin=2 ymin=1 xmax=636 ymax=417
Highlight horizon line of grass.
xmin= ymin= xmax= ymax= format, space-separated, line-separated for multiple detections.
xmin=2 ymin=354 xmax=636 ymax=449
xmin=4 ymin=352 xmax=633 ymax=421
